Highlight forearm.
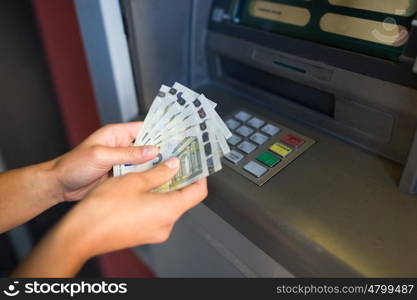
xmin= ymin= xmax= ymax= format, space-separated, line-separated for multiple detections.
xmin=0 ymin=160 xmax=62 ymax=233
xmin=11 ymin=217 xmax=89 ymax=277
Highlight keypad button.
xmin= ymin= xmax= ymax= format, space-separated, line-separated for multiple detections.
xmin=256 ymin=152 xmax=281 ymax=168
xmin=237 ymin=141 xmax=257 ymax=154
xmin=243 ymin=161 xmax=267 ymax=178
xmin=281 ymin=134 xmax=305 ymax=148
xmin=225 ymin=150 xmax=244 ymax=164
xmin=247 ymin=117 xmax=265 ymax=129
xmin=270 ymin=142 xmax=293 ymax=158
xmin=234 ymin=111 xmax=252 ymax=122
xmin=236 ymin=125 xmax=254 ymax=137
xmin=249 ymin=132 xmax=269 ymax=145
xmin=261 ymin=124 xmax=280 ymax=136
xmin=225 ymin=119 xmax=240 ymax=130
xmin=227 ymin=134 xmax=242 ymax=146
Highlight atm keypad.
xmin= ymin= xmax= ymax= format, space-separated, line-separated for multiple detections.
xmin=223 ymin=111 xmax=316 ymax=186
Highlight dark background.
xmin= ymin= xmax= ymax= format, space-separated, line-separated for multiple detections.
xmin=0 ymin=0 xmax=99 ymax=277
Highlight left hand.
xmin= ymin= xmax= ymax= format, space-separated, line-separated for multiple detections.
xmin=51 ymin=122 xmax=159 ymax=202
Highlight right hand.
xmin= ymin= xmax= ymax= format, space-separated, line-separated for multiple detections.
xmin=56 ymin=157 xmax=208 ymax=260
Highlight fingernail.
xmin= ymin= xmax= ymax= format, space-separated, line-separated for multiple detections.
xmin=164 ymin=157 xmax=179 ymax=169
xmin=142 ymin=146 xmax=158 ymax=157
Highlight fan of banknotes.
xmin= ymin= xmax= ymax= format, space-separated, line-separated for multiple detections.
xmin=113 ymin=83 xmax=232 ymax=192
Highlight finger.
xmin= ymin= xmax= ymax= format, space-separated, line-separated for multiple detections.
xmin=136 ymin=157 xmax=180 ymax=191
xmin=116 ymin=122 xmax=144 ymax=142
xmin=108 ymin=122 xmax=144 ymax=146
xmin=92 ymin=145 xmax=159 ymax=168
xmin=81 ymin=122 xmax=144 ymax=148
xmin=159 ymin=177 xmax=208 ymax=215
xmin=193 ymin=178 xmax=207 ymax=186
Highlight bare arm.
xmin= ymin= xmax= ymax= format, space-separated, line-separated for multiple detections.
xmin=0 ymin=122 xmax=207 ymax=277
xmin=0 ymin=122 xmax=155 ymax=234
xmin=12 ymin=161 xmax=207 ymax=277
xmin=0 ymin=160 xmax=60 ymax=234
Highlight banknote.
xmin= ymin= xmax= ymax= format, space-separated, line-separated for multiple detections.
xmin=135 ymin=87 xmax=184 ymax=146
xmin=119 ymin=119 xmax=213 ymax=191
xmin=113 ymin=83 xmax=230 ymax=192
xmin=171 ymin=83 xmax=231 ymax=155
xmin=173 ymin=83 xmax=232 ymax=139
xmin=134 ymin=85 xmax=171 ymax=146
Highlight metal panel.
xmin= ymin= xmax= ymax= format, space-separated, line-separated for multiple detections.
xmin=134 ymin=203 xmax=293 ymax=277
xmin=207 ymin=32 xmax=417 ymax=164
xmin=400 ymin=130 xmax=417 ymax=194
xmin=121 ymin=0 xmax=193 ymax=110
xmin=413 ymin=20 xmax=417 ymax=74
xmin=74 ymin=0 xmax=138 ymax=124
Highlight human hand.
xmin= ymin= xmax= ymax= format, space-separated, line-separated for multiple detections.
xmin=51 ymin=122 xmax=159 ymax=202
xmin=53 ymin=158 xmax=208 ymax=263
xmin=10 ymin=133 xmax=208 ymax=277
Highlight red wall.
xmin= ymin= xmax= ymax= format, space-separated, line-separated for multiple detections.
xmin=32 ymin=0 xmax=154 ymax=278
xmin=32 ymin=0 xmax=101 ymax=147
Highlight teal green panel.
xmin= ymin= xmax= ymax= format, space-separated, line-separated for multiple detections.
xmin=236 ymin=0 xmax=416 ymax=61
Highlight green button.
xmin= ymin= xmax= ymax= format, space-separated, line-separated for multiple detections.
xmin=256 ymin=152 xmax=281 ymax=167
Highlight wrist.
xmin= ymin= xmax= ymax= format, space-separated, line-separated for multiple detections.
xmin=54 ymin=205 xmax=97 ymax=261
xmin=34 ymin=159 xmax=66 ymax=205
xmin=53 ymin=215 xmax=92 ymax=262
xmin=12 ymin=213 xmax=91 ymax=277
xmin=18 ymin=159 xmax=65 ymax=210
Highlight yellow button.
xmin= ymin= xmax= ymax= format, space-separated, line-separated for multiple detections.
xmin=269 ymin=142 xmax=292 ymax=158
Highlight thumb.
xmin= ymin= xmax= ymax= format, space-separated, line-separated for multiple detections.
xmin=135 ymin=157 xmax=180 ymax=191
xmin=91 ymin=145 xmax=159 ymax=167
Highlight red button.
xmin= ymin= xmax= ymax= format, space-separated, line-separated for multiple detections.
xmin=281 ymin=134 xmax=304 ymax=148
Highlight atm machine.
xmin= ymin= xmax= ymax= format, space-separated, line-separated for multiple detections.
xmin=77 ymin=0 xmax=417 ymax=277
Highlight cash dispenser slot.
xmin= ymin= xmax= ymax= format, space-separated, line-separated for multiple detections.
xmin=220 ymin=56 xmax=336 ymax=118
xmin=253 ymin=48 xmax=334 ymax=81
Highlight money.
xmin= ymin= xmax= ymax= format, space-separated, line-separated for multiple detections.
xmin=113 ymin=83 xmax=230 ymax=192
